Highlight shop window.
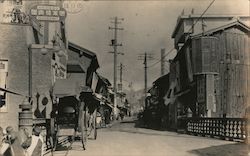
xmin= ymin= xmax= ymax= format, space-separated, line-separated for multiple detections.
xmin=0 ymin=60 xmax=8 ymax=112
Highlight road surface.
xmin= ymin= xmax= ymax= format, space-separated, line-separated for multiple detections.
xmin=49 ymin=117 xmax=248 ymax=156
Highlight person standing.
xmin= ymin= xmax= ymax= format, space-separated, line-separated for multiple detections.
xmin=24 ymin=126 xmax=43 ymax=156
xmin=0 ymin=126 xmax=26 ymax=156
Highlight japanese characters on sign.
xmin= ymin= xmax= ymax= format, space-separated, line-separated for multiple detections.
xmin=30 ymin=5 xmax=67 ymax=22
xmin=52 ymin=51 xmax=68 ymax=82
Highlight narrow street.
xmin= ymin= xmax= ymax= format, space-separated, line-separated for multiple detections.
xmin=51 ymin=117 xmax=248 ymax=156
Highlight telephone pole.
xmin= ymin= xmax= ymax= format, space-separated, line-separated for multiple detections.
xmin=118 ymin=63 xmax=125 ymax=92
xmin=109 ymin=17 xmax=124 ymax=118
xmin=161 ymin=48 xmax=166 ymax=76
xmin=144 ymin=53 xmax=148 ymax=99
xmin=138 ymin=52 xmax=154 ymax=105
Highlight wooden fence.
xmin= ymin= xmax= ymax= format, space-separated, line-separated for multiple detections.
xmin=178 ymin=117 xmax=248 ymax=142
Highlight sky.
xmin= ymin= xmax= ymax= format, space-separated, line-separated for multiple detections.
xmin=65 ymin=0 xmax=249 ymax=91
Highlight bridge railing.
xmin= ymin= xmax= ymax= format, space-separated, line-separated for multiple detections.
xmin=178 ymin=117 xmax=248 ymax=142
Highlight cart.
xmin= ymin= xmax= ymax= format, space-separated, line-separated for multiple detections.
xmin=48 ymin=87 xmax=99 ymax=152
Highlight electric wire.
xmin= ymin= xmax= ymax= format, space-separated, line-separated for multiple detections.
xmin=147 ymin=0 xmax=216 ymax=69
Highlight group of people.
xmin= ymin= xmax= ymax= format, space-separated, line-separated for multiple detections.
xmin=0 ymin=126 xmax=44 ymax=156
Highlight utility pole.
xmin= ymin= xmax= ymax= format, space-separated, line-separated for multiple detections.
xmin=161 ymin=48 xmax=165 ymax=76
xmin=144 ymin=53 xmax=147 ymax=99
xmin=118 ymin=63 xmax=125 ymax=92
xmin=109 ymin=17 xmax=124 ymax=119
xmin=138 ymin=52 xmax=154 ymax=107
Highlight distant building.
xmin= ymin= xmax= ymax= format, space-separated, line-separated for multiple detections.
xmin=144 ymin=74 xmax=170 ymax=129
xmin=94 ymin=73 xmax=113 ymax=125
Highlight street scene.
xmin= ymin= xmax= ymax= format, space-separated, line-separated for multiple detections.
xmin=0 ymin=0 xmax=249 ymax=156
xmin=51 ymin=117 xmax=249 ymax=156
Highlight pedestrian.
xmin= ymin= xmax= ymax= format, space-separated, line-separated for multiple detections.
xmin=0 ymin=127 xmax=3 ymax=146
xmin=0 ymin=126 xmax=26 ymax=156
xmin=24 ymin=126 xmax=43 ymax=156
xmin=119 ymin=111 xmax=125 ymax=121
xmin=0 ymin=126 xmax=6 ymax=156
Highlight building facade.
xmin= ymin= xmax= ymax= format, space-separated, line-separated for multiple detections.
xmin=0 ymin=1 xmax=82 ymax=131
xmin=169 ymin=14 xmax=250 ymax=123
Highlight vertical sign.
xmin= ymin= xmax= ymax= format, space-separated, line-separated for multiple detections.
xmin=0 ymin=60 xmax=8 ymax=112
xmin=29 ymin=4 xmax=68 ymax=83
xmin=51 ymin=51 xmax=68 ymax=83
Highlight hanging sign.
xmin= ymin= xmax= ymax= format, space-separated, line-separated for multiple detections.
xmin=30 ymin=5 xmax=67 ymax=22
xmin=52 ymin=50 xmax=68 ymax=82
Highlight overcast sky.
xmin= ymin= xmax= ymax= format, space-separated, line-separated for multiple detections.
xmin=66 ymin=0 xmax=249 ymax=91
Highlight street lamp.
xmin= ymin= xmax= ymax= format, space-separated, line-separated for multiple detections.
xmin=57 ymin=49 xmax=66 ymax=57
xmin=39 ymin=43 xmax=65 ymax=57
xmin=41 ymin=47 xmax=48 ymax=55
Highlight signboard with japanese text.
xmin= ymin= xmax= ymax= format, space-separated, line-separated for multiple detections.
xmin=30 ymin=5 xmax=67 ymax=22
xmin=51 ymin=50 xmax=68 ymax=83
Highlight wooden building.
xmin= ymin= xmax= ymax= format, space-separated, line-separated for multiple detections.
xmin=143 ymin=74 xmax=170 ymax=129
xmin=91 ymin=73 xmax=113 ymax=126
xmin=170 ymin=18 xmax=250 ymax=121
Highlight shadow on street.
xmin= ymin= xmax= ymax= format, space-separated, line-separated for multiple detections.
xmin=111 ymin=118 xmax=204 ymax=139
xmin=133 ymin=118 xmax=170 ymax=131
xmin=188 ymin=143 xmax=249 ymax=156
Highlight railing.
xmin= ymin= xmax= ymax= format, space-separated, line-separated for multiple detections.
xmin=178 ymin=117 xmax=248 ymax=142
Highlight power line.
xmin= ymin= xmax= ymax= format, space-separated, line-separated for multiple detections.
xmin=187 ymin=0 xmax=216 ymax=34
xmin=147 ymin=0 xmax=216 ymax=69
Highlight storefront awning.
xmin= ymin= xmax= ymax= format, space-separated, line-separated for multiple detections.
xmin=96 ymin=73 xmax=111 ymax=86
xmin=53 ymin=79 xmax=81 ymax=98
xmin=67 ymin=64 xmax=85 ymax=73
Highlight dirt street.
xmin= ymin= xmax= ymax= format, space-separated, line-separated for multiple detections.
xmin=50 ymin=117 xmax=248 ymax=156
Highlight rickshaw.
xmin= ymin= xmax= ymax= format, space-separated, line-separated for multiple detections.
xmin=48 ymin=86 xmax=99 ymax=152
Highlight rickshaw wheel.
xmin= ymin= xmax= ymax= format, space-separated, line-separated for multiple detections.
xmin=53 ymin=124 xmax=59 ymax=151
xmin=80 ymin=110 xmax=87 ymax=150
xmin=49 ymin=118 xmax=57 ymax=153
xmin=93 ymin=109 xmax=97 ymax=140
